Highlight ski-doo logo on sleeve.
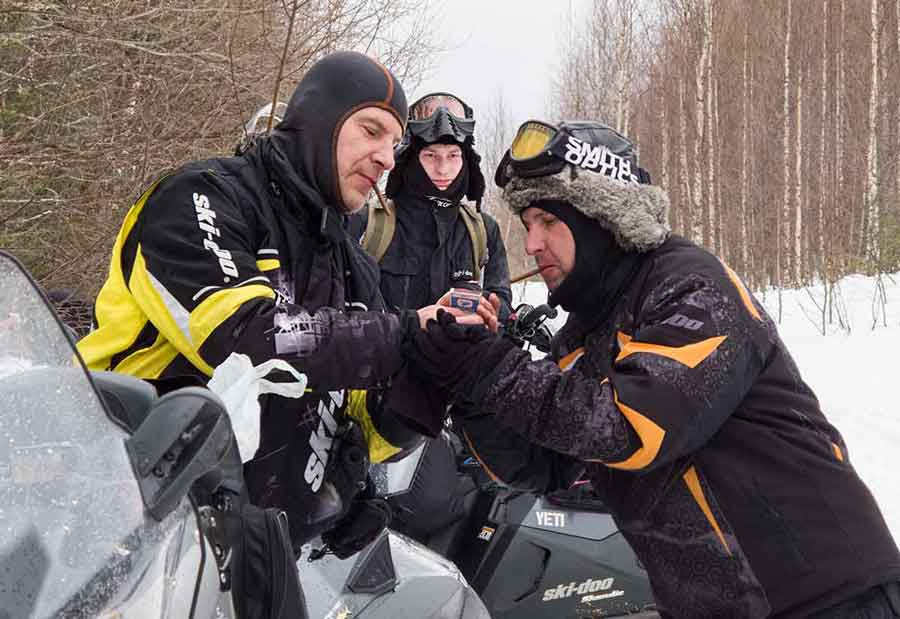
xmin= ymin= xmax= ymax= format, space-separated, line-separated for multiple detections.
xmin=563 ymin=136 xmax=639 ymax=184
xmin=193 ymin=193 xmax=239 ymax=282
xmin=542 ymin=576 xmax=621 ymax=602
xmin=304 ymin=390 xmax=345 ymax=493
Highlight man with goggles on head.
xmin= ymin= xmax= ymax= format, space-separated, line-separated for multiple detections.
xmin=354 ymin=92 xmax=510 ymax=315
xmin=402 ymin=120 xmax=900 ymax=618
xmin=349 ymin=92 xmax=512 ymax=549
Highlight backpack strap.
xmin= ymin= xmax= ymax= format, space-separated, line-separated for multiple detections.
xmin=361 ymin=198 xmax=396 ymax=263
xmin=458 ymin=202 xmax=488 ymax=282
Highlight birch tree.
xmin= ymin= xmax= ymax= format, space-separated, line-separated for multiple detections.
xmin=896 ymin=0 xmax=900 ymax=223
xmin=817 ymin=0 xmax=829 ymax=276
xmin=678 ymin=78 xmax=693 ymax=240
xmin=705 ymin=7 xmax=717 ymax=254
xmin=781 ymin=0 xmax=793 ymax=286
xmin=794 ymin=68 xmax=803 ymax=283
xmin=740 ymin=11 xmax=751 ymax=274
xmin=692 ymin=0 xmax=711 ymax=244
xmin=864 ymin=0 xmax=880 ymax=267
xmin=836 ymin=0 xmax=848 ymax=267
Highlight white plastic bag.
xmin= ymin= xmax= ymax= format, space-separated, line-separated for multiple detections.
xmin=207 ymin=352 xmax=307 ymax=462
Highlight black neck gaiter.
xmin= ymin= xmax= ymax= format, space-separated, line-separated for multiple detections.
xmin=401 ymin=150 xmax=469 ymax=207
xmin=530 ymin=199 xmax=641 ymax=317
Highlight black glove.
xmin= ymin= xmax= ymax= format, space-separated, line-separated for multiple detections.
xmin=319 ymin=497 xmax=392 ymax=559
xmin=379 ymin=362 xmax=450 ymax=438
xmin=404 ymin=310 xmax=518 ymax=407
xmin=247 ymin=421 xmax=370 ymax=553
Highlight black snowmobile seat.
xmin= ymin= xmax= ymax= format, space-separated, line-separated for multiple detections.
xmin=90 ymin=371 xmax=158 ymax=433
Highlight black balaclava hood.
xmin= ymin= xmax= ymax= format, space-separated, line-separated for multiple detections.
xmin=386 ymin=137 xmax=485 ymax=205
xmin=268 ymin=51 xmax=407 ymax=213
xmin=529 ymin=199 xmax=640 ymax=315
xmin=399 ymin=140 xmax=470 ymax=205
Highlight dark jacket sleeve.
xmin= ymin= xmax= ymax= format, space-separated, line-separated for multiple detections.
xmin=128 ymin=170 xmax=406 ymax=389
xmin=473 ymin=262 xmax=769 ymax=473
xmin=456 ymin=414 xmax=583 ymax=493
xmin=481 ymin=213 xmax=512 ymax=320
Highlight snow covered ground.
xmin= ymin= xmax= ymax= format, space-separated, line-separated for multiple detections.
xmin=513 ymin=271 xmax=900 ymax=544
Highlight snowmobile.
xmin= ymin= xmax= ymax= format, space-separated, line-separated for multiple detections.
xmin=0 ymin=250 xmax=252 ymax=618
xmin=436 ymin=473 xmax=660 ymax=618
xmin=0 ymin=250 xmax=489 ymax=619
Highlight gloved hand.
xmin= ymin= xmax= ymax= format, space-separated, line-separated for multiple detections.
xmin=382 ymin=363 xmax=451 ymax=438
xmin=319 ymin=496 xmax=392 ymax=559
xmin=246 ymin=420 xmax=370 ymax=553
xmin=404 ymin=309 xmax=518 ymax=406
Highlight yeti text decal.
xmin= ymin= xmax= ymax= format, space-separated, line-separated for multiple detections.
xmin=542 ymin=577 xmax=621 ymax=602
xmin=536 ymin=510 xmax=566 ymax=527
xmin=194 ymin=192 xmax=239 ymax=281
xmin=304 ymin=390 xmax=345 ymax=493
xmin=562 ymin=136 xmax=639 ymax=184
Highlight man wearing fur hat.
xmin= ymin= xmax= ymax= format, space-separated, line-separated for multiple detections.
xmin=404 ymin=120 xmax=900 ymax=617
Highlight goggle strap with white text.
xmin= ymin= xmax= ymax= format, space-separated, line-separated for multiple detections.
xmin=501 ymin=120 xmax=647 ymax=186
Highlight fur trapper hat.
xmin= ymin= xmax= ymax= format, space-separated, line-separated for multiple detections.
xmin=503 ymin=166 xmax=670 ymax=253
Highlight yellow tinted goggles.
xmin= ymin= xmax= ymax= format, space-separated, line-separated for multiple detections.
xmin=510 ymin=121 xmax=558 ymax=161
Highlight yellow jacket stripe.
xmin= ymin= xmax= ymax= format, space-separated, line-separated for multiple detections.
xmin=345 ymin=389 xmax=402 ymax=463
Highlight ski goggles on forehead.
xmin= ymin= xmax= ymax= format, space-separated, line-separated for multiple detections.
xmin=409 ymin=92 xmax=473 ymax=121
xmin=496 ymin=120 xmax=648 ymax=188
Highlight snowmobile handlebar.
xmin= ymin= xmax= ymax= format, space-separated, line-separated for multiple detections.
xmin=503 ymin=303 xmax=557 ymax=353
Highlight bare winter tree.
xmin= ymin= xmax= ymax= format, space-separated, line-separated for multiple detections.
xmin=863 ymin=0 xmax=881 ymax=267
xmin=477 ymin=90 xmax=531 ymax=280
xmin=0 ymin=0 xmax=441 ymax=297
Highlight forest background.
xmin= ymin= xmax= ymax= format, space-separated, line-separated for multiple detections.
xmin=2 ymin=0 xmax=899 ymax=329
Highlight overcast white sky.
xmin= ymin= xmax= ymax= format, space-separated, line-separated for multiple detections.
xmin=411 ymin=1 xmax=572 ymax=133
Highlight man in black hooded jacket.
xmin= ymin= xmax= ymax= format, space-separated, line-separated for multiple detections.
xmin=403 ymin=120 xmax=900 ymax=618
xmin=348 ymin=92 xmax=512 ymax=548
xmin=78 ymin=51 xmax=493 ymax=552
xmin=351 ymin=92 xmax=511 ymax=317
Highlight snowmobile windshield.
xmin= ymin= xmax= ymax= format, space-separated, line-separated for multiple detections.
xmin=0 ymin=253 xmax=192 ymax=618
xmin=369 ymin=440 xmax=427 ymax=497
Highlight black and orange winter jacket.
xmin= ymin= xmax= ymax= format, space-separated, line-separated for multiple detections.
xmin=457 ymin=167 xmax=900 ymax=618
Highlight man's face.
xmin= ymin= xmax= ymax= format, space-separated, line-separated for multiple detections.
xmin=521 ymin=205 xmax=576 ymax=290
xmin=418 ymin=143 xmax=464 ymax=191
xmin=335 ymin=107 xmax=403 ymax=213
